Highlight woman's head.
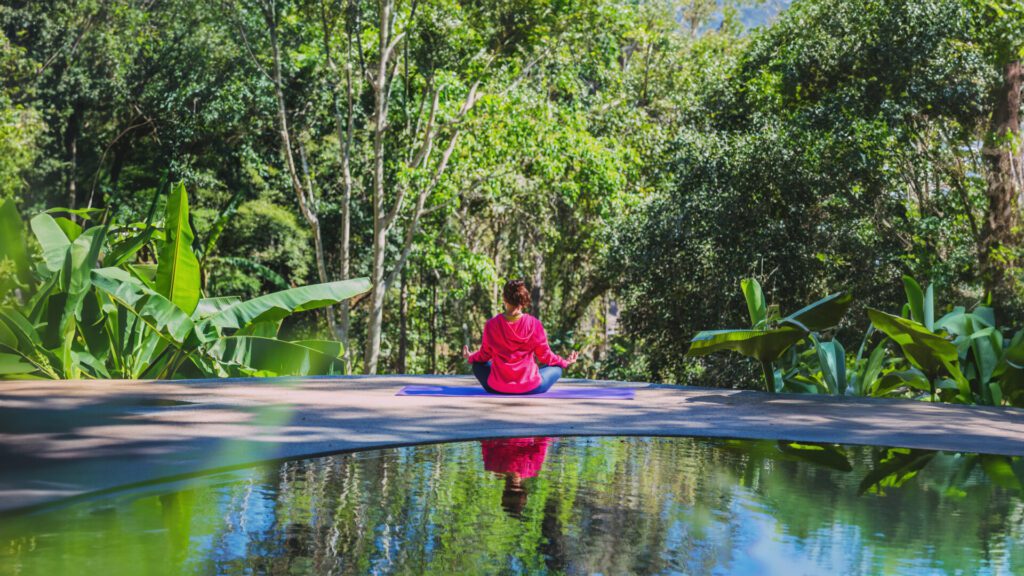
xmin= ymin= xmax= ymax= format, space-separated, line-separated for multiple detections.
xmin=502 ymin=279 xmax=531 ymax=312
xmin=501 ymin=473 xmax=528 ymax=519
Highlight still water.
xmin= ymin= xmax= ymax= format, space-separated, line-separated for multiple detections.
xmin=1 ymin=436 xmax=1022 ymax=576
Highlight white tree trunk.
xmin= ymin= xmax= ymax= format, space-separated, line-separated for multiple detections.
xmin=363 ymin=0 xmax=395 ymax=374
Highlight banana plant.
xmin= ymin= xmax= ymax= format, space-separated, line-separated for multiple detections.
xmin=0 ymin=185 xmax=371 ymax=381
xmin=90 ymin=266 xmax=370 ymax=378
xmin=867 ymin=308 xmax=969 ymax=402
xmin=867 ymin=275 xmax=1019 ymax=405
xmin=686 ymin=278 xmax=852 ymax=392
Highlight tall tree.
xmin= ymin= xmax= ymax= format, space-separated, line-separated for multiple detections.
xmin=359 ymin=0 xmax=555 ymax=373
xmin=975 ymin=0 xmax=1024 ymax=311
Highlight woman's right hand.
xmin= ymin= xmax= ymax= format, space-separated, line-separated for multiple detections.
xmin=462 ymin=345 xmax=471 ymax=361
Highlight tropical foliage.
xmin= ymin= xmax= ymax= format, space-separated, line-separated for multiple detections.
xmin=0 ymin=0 xmax=1021 ymax=385
xmin=686 ymin=278 xmax=852 ymax=392
xmin=0 ymin=186 xmax=369 ymax=380
xmin=688 ymin=277 xmax=1024 ymax=407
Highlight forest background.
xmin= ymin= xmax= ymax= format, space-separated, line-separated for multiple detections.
xmin=1 ymin=0 xmax=1021 ymax=386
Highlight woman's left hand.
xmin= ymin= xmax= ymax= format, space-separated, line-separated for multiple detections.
xmin=565 ymin=351 xmax=579 ymax=365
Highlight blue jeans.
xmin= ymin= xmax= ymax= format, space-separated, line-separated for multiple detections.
xmin=472 ymin=361 xmax=562 ymax=395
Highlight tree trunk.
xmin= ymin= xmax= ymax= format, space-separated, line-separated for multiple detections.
xmin=364 ymin=0 xmax=396 ymax=374
xmin=531 ymin=250 xmax=544 ymax=319
xmin=65 ymin=103 xmax=81 ymax=214
xmin=491 ymin=250 xmax=503 ymax=311
xmin=430 ymin=272 xmax=438 ymax=374
xmin=397 ymin=266 xmax=408 ymax=373
xmin=980 ymin=59 xmax=1022 ymax=309
xmin=562 ymin=277 xmax=611 ymax=337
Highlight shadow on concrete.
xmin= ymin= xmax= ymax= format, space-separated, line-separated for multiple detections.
xmin=1 ymin=374 xmax=1023 ymax=514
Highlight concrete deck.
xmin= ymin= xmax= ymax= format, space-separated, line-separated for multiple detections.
xmin=2 ymin=375 xmax=1024 ymax=514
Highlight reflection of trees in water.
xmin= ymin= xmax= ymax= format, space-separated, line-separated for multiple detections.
xmin=191 ymin=438 xmax=1023 ymax=575
xmin=2 ymin=437 xmax=1021 ymax=575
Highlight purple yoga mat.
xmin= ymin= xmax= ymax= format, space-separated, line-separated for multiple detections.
xmin=396 ymin=385 xmax=635 ymax=399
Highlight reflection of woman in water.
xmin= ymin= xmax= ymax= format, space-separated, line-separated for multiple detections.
xmin=480 ymin=437 xmax=553 ymax=518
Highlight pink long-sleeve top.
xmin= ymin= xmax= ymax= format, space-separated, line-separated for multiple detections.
xmin=467 ymin=313 xmax=568 ymax=393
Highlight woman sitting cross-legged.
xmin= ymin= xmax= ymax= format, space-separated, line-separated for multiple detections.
xmin=462 ymin=279 xmax=579 ymax=395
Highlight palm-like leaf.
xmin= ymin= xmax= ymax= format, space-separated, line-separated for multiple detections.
xmin=0 ymin=200 xmax=31 ymax=292
xmin=92 ymin=267 xmax=197 ymax=346
xmin=30 ymin=214 xmax=71 ymax=273
xmin=156 ymin=182 xmax=201 ymax=315
xmin=780 ymin=292 xmax=852 ymax=332
xmin=211 ymin=336 xmax=345 ymax=377
xmin=201 ymin=277 xmax=372 ymax=334
xmin=687 ymin=327 xmax=807 ymax=363
xmin=0 ymin=352 xmax=36 ymax=376
xmin=867 ymin=309 xmax=967 ymax=395
xmin=741 ymin=278 xmax=767 ymax=327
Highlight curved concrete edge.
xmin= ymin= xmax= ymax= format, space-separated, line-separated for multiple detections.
xmin=1 ymin=374 xmax=1023 ymax=515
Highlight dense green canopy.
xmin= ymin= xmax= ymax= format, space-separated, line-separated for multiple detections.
xmin=0 ymin=0 xmax=1021 ymax=388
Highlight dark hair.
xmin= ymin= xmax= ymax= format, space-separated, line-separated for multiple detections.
xmin=501 ymin=475 xmax=528 ymax=519
xmin=503 ymin=279 xmax=531 ymax=310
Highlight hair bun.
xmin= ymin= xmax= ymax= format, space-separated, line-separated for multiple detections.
xmin=503 ymin=279 xmax=532 ymax=310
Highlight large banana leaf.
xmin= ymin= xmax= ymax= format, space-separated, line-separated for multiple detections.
xmin=780 ymin=292 xmax=852 ymax=332
xmin=210 ymin=336 xmax=345 ymax=377
xmin=0 ymin=352 xmax=37 ymax=376
xmin=872 ymin=369 xmax=930 ymax=396
xmin=741 ymin=278 xmax=767 ymax=327
xmin=686 ymin=327 xmax=806 ymax=363
xmin=45 ymin=206 xmax=104 ymax=220
xmin=970 ymin=327 xmax=1001 ymax=388
xmin=30 ymin=214 xmax=71 ymax=273
xmin=812 ymin=336 xmax=846 ymax=395
xmin=129 ymin=263 xmax=158 ymax=289
xmin=867 ymin=308 xmax=967 ymax=392
xmin=91 ymin=267 xmax=197 ymax=346
xmin=80 ymin=289 xmax=111 ymax=362
xmin=62 ymin=226 xmax=106 ymax=318
xmin=53 ymin=217 xmax=83 ymax=242
xmin=0 ymin=307 xmax=42 ymax=353
xmin=107 ymin=224 xmax=156 ymax=267
xmin=56 ymin=226 xmax=106 ymax=378
xmin=293 ymin=339 xmax=344 ymax=359
xmin=193 ymin=296 xmax=243 ymax=319
xmin=902 ymin=276 xmax=935 ymax=330
xmin=201 ymin=277 xmax=372 ymax=333
xmin=0 ymin=199 xmax=31 ymax=292
xmin=994 ymin=329 xmax=1024 ymax=406
xmin=0 ymin=307 xmax=58 ymax=378
xmin=156 ymin=182 xmax=201 ymax=315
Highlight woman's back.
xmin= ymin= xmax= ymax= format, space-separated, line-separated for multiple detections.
xmin=465 ymin=279 xmax=576 ymax=395
xmin=468 ymin=313 xmax=567 ymax=393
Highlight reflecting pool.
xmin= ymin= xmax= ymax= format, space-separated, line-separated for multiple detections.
xmin=1 ymin=436 xmax=1022 ymax=575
